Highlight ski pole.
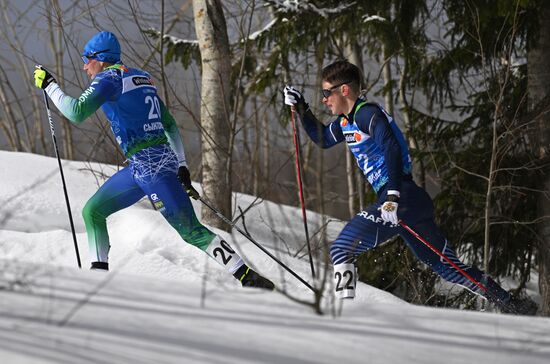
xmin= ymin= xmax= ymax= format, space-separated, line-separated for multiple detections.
xmin=398 ymin=220 xmax=487 ymax=293
xmin=199 ymin=196 xmax=315 ymax=292
xmin=290 ymin=106 xmax=315 ymax=279
xmin=41 ymin=90 xmax=82 ymax=269
xmin=398 ymin=220 xmax=521 ymax=313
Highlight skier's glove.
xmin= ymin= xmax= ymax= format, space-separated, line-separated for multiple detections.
xmin=283 ymin=85 xmax=309 ymax=114
xmin=379 ymin=194 xmax=399 ymax=226
xmin=34 ymin=65 xmax=56 ymax=89
xmin=177 ymin=166 xmax=200 ymax=200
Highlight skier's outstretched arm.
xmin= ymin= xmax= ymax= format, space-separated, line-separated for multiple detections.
xmin=34 ymin=66 xmax=113 ymax=123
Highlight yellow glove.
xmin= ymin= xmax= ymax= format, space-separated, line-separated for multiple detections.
xmin=34 ymin=65 xmax=56 ymax=89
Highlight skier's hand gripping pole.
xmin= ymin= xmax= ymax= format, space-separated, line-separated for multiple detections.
xmin=177 ymin=166 xmax=200 ymax=200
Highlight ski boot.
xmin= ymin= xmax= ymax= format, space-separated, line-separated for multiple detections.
xmin=234 ymin=264 xmax=274 ymax=290
xmin=90 ymin=262 xmax=109 ymax=271
xmin=497 ymin=294 xmax=538 ymax=315
xmin=481 ymin=275 xmax=537 ymax=315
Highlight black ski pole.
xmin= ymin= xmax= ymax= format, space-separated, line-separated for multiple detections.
xmin=41 ymin=89 xmax=82 ymax=268
xmin=199 ymin=196 xmax=315 ymax=292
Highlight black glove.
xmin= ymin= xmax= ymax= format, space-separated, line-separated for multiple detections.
xmin=177 ymin=166 xmax=200 ymax=200
xmin=34 ymin=65 xmax=56 ymax=89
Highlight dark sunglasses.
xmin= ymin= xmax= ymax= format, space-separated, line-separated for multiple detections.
xmin=321 ymin=81 xmax=351 ymax=98
xmin=81 ymin=49 xmax=110 ymax=64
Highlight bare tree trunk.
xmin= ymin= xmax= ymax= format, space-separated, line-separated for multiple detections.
xmin=382 ymin=44 xmax=394 ymax=115
xmin=193 ymin=0 xmax=232 ymax=231
xmin=313 ymin=40 xmax=326 ymax=245
xmin=227 ymin=1 xmax=254 ymax=201
xmin=473 ymin=8 xmax=514 ymax=289
xmin=528 ymin=2 xmax=550 ymax=316
xmin=262 ymin=103 xmax=270 ymax=197
xmin=398 ymin=60 xmax=425 ymax=188
xmin=345 ymin=40 xmax=366 ymax=212
xmin=340 ymin=37 xmax=359 ymax=218
xmin=159 ymin=0 xmax=170 ymax=107
xmin=483 ymin=105 xmax=500 ymax=275
xmin=252 ymin=96 xmax=261 ymax=196
xmin=0 ymin=2 xmax=36 ymax=153
xmin=0 ymin=67 xmax=23 ymax=151
xmin=1 ymin=69 xmax=32 ymax=153
xmin=1 ymin=0 xmax=47 ymax=154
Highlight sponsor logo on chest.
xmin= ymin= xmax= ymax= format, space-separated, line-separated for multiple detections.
xmin=343 ymin=131 xmax=367 ymax=145
xmin=132 ymin=76 xmax=153 ymax=86
xmin=122 ymin=75 xmax=156 ymax=94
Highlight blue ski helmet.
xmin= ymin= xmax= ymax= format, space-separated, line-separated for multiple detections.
xmin=82 ymin=31 xmax=121 ymax=64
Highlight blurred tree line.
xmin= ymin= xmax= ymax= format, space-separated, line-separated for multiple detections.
xmin=0 ymin=0 xmax=548 ymax=314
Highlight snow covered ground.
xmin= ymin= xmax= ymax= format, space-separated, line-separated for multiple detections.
xmin=1 ymin=150 xmax=549 ymax=364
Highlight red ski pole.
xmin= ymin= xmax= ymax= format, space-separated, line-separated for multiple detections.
xmin=398 ymin=220 xmax=488 ymax=293
xmin=290 ymin=106 xmax=315 ymax=279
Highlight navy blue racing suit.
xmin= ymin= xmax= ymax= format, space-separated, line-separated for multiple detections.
xmin=299 ymin=98 xmax=510 ymax=302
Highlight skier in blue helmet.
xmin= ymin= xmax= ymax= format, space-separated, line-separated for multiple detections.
xmin=34 ymin=31 xmax=274 ymax=290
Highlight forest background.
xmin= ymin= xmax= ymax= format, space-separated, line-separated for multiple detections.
xmin=0 ymin=0 xmax=548 ymax=315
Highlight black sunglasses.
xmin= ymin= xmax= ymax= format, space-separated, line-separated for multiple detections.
xmin=321 ymin=81 xmax=351 ymax=98
xmin=82 ymin=49 xmax=110 ymax=64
